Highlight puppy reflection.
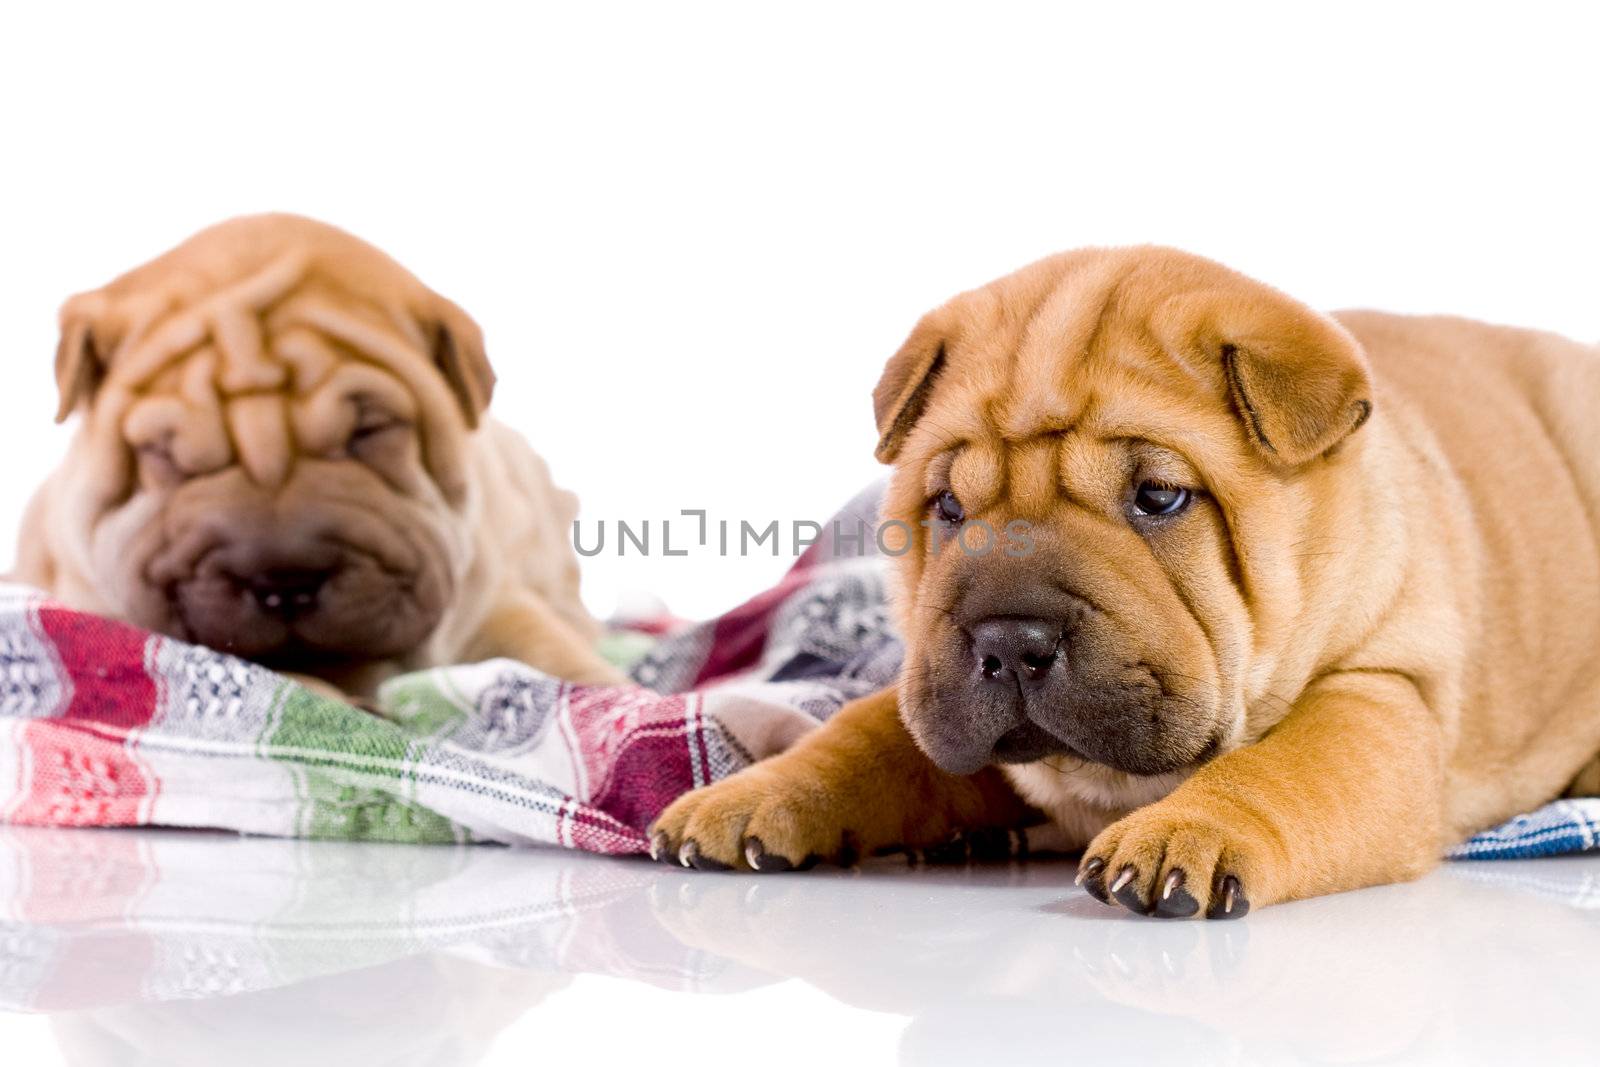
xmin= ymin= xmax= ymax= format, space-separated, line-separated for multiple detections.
xmin=644 ymin=861 xmax=1600 ymax=1065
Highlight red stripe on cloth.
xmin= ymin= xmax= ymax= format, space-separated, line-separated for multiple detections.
xmin=569 ymin=685 xmax=697 ymax=836
xmin=692 ymin=552 xmax=820 ymax=686
xmin=692 ymin=697 xmax=713 ymax=788
xmin=8 ymin=608 xmax=161 ymax=827
xmin=564 ymin=810 xmax=650 ymax=854
xmin=37 ymin=607 xmax=161 ymax=729
xmin=8 ymin=722 xmax=154 ymax=827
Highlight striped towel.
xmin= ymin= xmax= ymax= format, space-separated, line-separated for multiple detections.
xmin=0 ymin=485 xmax=1592 ymax=861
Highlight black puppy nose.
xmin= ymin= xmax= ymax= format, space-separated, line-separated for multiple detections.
xmin=970 ymin=617 xmax=1061 ymax=682
xmin=246 ymin=568 xmax=334 ymax=617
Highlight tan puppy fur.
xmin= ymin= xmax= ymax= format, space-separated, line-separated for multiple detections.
xmin=14 ymin=214 xmax=619 ymax=697
xmin=652 ymin=246 xmax=1600 ymax=918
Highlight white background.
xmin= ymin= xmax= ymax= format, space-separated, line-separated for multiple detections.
xmin=3 ymin=1 xmax=1598 ymax=620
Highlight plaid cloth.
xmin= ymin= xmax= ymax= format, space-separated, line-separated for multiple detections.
xmin=0 ymin=485 xmax=1592 ymax=862
xmin=1447 ymin=798 xmax=1600 ymax=860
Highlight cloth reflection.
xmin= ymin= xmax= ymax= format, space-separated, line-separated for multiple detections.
xmin=3 ymin=829 xmax=1599 ymax=1066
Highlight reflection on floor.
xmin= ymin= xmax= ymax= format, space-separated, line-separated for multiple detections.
xmin=1 ymin=827 xmax=1597 ymax=1066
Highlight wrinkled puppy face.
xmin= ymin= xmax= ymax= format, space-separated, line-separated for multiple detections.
xmin=874 ymin=247 xmax=1372 ymax=796
xmin=52 ymin=216 xmax=495 ymax=671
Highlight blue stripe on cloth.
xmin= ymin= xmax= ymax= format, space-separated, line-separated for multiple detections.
xmin=1448 ymin=799 xmax=1600 ymax=860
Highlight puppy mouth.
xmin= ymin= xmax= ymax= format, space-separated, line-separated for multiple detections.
xmin=914 ymin=683 xmax=1223 ymax=778
xmin=909 ymin=619 xmax=1225 ymax=777
xmin=991 ymin=717 xmax=1224 ymax=777
xmin=151 ymin=535 xmax=445 ymax=663
xmin=990 ymin=720 xmax=1083 ymax=765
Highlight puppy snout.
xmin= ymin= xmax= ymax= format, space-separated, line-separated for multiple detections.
xmin=970 ymin=616 xmax=1062 ymax=683
xmin=243 ymin=567 xmax=337 ymax=618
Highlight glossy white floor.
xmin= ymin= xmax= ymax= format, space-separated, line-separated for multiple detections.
xmin=1 ymin=827 xmax=1596 ymax=1066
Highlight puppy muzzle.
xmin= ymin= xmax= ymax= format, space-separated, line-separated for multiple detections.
xmin=156 ymin=534 xmax=446 ymax=663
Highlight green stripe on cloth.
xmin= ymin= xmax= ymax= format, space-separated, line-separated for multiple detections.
xmin=264 ymin=684 xmax=464 ymax=844
xmin=379 ymin=669 xmax=474 ymax=740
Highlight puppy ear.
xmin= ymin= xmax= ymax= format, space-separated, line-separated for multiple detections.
xmin=873 ymin=316 xmax=948 ymax=463
xmin=1221 ymin=332 xmax=1372 ymax=465
xmin=1170 ymin=284 xmax=1373 ymax=465
xmin=54 ymin=294 xmax=113 ymax=424
xmin=427 ymin=298 xmax=495 ymax=430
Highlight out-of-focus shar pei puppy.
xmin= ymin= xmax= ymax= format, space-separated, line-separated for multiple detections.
xmin=16 ymin=214 xmax=619 ymax=698
xmin=652 ymin=246 xmax=1600 ymax=918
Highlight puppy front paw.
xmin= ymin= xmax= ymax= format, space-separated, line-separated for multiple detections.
xmin=647 ymin=765 xmax=863 ymax=872
xmin=1077 ymin=802 xmax=1273 ymax=920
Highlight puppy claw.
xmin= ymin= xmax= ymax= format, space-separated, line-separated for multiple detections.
xmin=1075 ymin=856 xmax=1103 ymax=887
xmin=678 ymin=840 xmax=731 ymax=871
xmin=744 ymin=837 xmax=793 ymax=873
xmin=1079 ymin=858 xmax=1112 ymax=905
xmin=1084 ymin=802 xmax=1271 ymax=920
xmin=648 ymin=832 xmax=667 ymax=862
xmin=1110 ymin=865 xmax=1149 ymax=914
xmin=1206 ymin=875 xmax=1249 ymax=920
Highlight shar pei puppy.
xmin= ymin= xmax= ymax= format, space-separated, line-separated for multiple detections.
xmin=652 ymin=246 xmax=1600 ymax=918
xmin=15 ymin=214 xmax=619 ymax=698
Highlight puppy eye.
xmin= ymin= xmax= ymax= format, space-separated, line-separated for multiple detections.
xmin=349 ymin=412 xmax=405 ymax=446
xmin=1132 ymin=482 xmax=1191 ymax=518
xmin=933 ymin=490 xmax=966 ymax=524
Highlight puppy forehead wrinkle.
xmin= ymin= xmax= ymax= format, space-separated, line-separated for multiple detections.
xmin=179 ymin=350 xmax=222 ymax=409
xmin=1052 ymin=433 xmax=1133 ymax=515
xmin=120 ymin=311 xmax=209 ymax=390
xmin=905 ymin=395 xmax=987 ymax=469
xmin=201 ymin=254 xmax=318 ymax=397
xmin=273 ymin=326 xmax=343 ymax=393
xmin=211 ymin=305 xmax=287 ymax=395
xmin=119 ymin=251 xmax=309 ymax=394
xmin=225 ymin=393 xmax=294 ymax=489
xmin=999 ymin=263 xmax=1129 ymax=440
xmin=949 ymin=443 xmax=1003 ymax=513
xmin=312 ymin=362 xmax=419 ymax=420
xmin=923 ymin=449 xmax=957 ymax=497
xmin=1004 ymin=437 xmax=1061 ymax=514
xmin=287 ymin=295 xmax=439 ymax=389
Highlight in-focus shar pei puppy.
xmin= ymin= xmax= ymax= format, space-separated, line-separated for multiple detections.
xmin=652 ymin=246 xmax=1600 ymax=918
xmin=15 ymin=214 xmax=619 ymax=698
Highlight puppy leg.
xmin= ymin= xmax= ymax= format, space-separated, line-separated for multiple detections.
xmin=465 ymin=593 xmax=626 ymax=685
xmin=1564 ymin=753 xmax=1600 ymax=797
xmin=1080 ymin=671 xmax=1444 ymax=918
xmin=649 ymin=687 xmax=1033 ymax=870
